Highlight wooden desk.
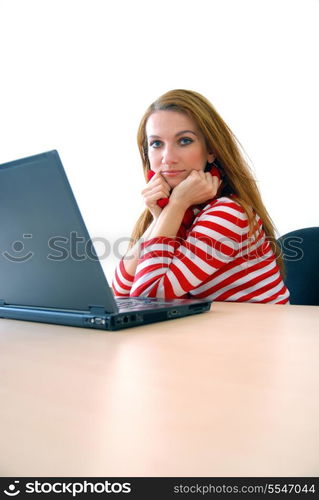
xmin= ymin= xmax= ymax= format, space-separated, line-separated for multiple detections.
xmin=0 ymin=302 xmax=318 ymax=477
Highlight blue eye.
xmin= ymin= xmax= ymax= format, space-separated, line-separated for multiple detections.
xmin=179 ymin=137 xmax=193 ymax=146
xmin=149 ymin=140 xmax=162 ymax=148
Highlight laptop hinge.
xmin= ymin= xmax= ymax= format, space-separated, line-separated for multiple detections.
xmin=89 ymin=306 xmax=108 ymax=315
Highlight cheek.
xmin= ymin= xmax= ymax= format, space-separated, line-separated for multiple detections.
xmin=184 ymin=149 xmax=207 ymax=169
xmin=148 ymin=150 xmax=159 ymax=168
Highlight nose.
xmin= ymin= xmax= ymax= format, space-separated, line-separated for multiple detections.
xmin=161 ymin=144 xmax=178 ymax=166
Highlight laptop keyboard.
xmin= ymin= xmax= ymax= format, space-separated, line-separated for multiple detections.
xmin=115 ymin=297 xmax=175 ymax=311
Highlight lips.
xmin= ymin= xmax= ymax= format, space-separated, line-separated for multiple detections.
xmin=161 ymin=170 xmax=185 ymax=176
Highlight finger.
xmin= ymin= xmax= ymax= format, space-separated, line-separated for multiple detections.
xmin=208 ymin=172 xmax=222 ymax=190
xmin=153 ymin=186 xmax=170 ymax=198
xmin=143 ymin=175 xmax=170 ymax=192
xmin=193 ymin=169 xmax=202 ymax=177
xmin=198 ymin=170 xmax=209 ymax=181
xmin=151 ymin=178 xmax=171 ymax=195
xmin=210 ymin=176 xmax=222 ymax=197
xmin=144 ymin=185 xmax=170 ymax=199
xmin=148 ymin=170 xmax=161 ymax=183
xmin=211 ymin=174 xmax=220 ymax=188
xmin=148 ymin=170 xmax=168 ymax=185
xmin=147 ymin=178 xmax=165 ymax=191
xmin=205 ymin=172 xmax=214 ymax=183
xmin=159 ymin=171 xmax=173 ymax=187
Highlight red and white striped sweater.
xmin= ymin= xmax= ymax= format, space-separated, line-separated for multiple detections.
xmin=112 ymin=197 xmax=290 ymax=304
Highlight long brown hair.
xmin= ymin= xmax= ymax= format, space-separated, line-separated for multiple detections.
xmin=130 ymin=89 xmax=284 ymax=273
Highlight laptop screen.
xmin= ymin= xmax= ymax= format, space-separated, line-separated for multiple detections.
xmin=0 ymin=150 xmax=117 ymax=313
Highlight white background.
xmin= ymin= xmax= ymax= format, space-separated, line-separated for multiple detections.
xmin=1 ymin=0 xmax=318 ymax=282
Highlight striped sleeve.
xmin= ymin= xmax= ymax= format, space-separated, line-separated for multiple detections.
xmin=112 ymin=258 xmax=135 ymax=296
xmin=130 ymin=199 xmax=249 ymax=298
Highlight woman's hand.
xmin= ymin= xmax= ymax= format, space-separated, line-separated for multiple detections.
xmin=141 ymin=171 xmax=171 ymax=219
xmin=169 ymin=170 xmax=221 ymax=210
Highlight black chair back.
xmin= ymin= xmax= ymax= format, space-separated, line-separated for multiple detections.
xmin=277 ymin=227 xmax=319 ymax=305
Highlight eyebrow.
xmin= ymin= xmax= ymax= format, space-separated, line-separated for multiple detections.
xmin=148 ymin=130 xmax=198 ymax=139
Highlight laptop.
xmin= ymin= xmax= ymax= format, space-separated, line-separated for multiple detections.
xmin=0 ymin=150 xmax=212 ymax=330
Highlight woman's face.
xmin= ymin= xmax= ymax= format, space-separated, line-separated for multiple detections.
xmin=146 ymin=110 xmax=215 ymax=188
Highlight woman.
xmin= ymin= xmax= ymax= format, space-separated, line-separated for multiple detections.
xmin=112 ymin=89 xmax=289 ymax=304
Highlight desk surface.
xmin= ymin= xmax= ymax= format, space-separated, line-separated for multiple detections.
xmin=1 ymin=301 xmax=319 ymax=477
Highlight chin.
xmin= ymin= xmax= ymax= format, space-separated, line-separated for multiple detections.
xmin=168 ymin=179 xmax=182 ymax=188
